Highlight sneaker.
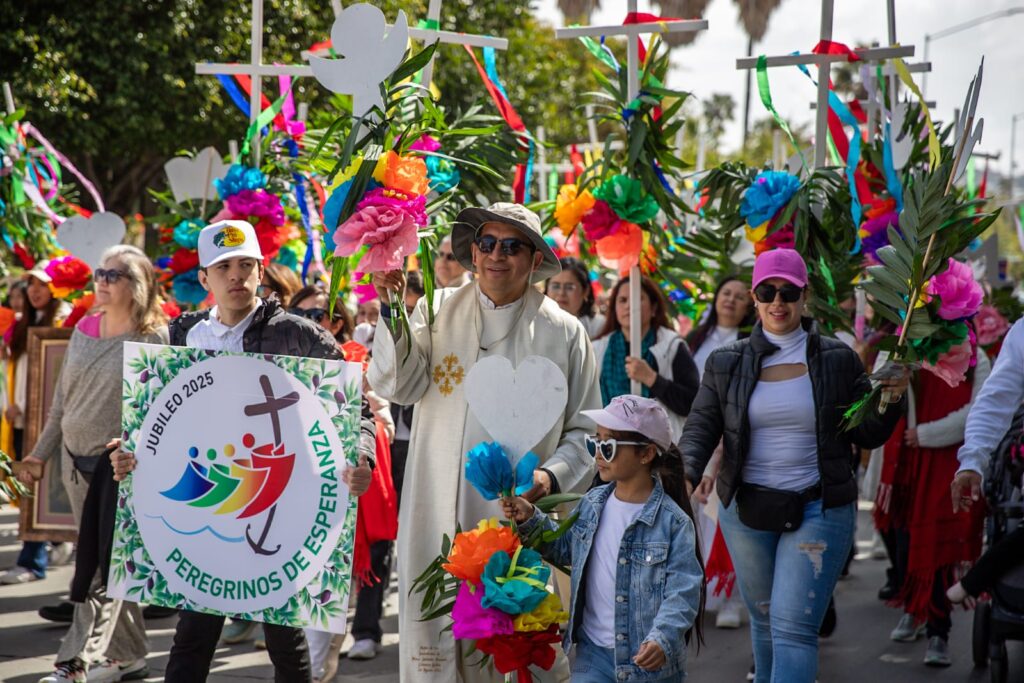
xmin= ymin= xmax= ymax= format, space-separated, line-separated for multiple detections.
xmin=746 ymin=662 xmax=755 ymax=681
xmin=347 ymin=638 xmax=382 ymax=660
xmin=1 ymin=566 xmax=40 ymax=584
xmin=877 ymin=568 xmax=897 ymax=601
xmin=39 ymin=659 xmax=86 ymax=682
xmin=221 ymin=619 xmax=257 ymax=644
xmin=86 ymin=658 xmax=149 ymax=682
xmin=923 ymin=636 xmax=952 ymax=667
xmin=49 ymin=543 xmax=73 ymax=567
xmin=946 ymin=581 xmax=969 ymax=604
xmin=39 ymin=601 xmax=76 ymax=623
xmin=715 ymin=599 xmax=743 ymax=629
xmin=890 ymin=613 xmax=925 ymax=642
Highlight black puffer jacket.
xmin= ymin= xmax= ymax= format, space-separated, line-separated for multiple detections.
xmin=170 ymin=298 xmax=341 ymax=359
xmin=681 ymin=319 xmax=903 ymax=510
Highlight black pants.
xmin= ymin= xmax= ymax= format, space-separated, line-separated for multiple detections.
xmin=166 ymin=610 xmax=311 ymax=682
xmin=881 ymin=528 xmax=952 ymax=639
xmin=962 ymin=525 xmax=1024 ymax=596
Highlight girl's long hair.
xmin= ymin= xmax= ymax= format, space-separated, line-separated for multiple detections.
xmin=687 ymin=275 xmax=754 ymax=354
xmin=9 ymin=280 xmax=59 ymax=361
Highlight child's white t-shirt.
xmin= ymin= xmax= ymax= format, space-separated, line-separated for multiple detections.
xmin=581 ymin=492 xmax=646 ymax=647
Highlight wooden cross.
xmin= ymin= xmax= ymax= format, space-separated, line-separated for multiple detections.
xmin=736 ymin=0 xmax=913 ymax=170
xmin=556 ymin=1 xmax=708 ymax=393
xmin=195 ymin=0 xmax=313 ymax=166
xmin=243 ymin=375 xmax=300 ymax=446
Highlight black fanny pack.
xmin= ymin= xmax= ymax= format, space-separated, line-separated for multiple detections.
xmin=64 ymin=444 xmax=115 ymax=484
xmin=735 ymin=482 xmax=821 ymax=533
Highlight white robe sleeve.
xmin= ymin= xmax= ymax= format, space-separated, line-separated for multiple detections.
xmin=367 ymin=295 xmax=433 ymax=406
xmin=541 ymin=319 xmax=602 ymax=494
xmin=917 ymin=350 xmax=992 ymax=449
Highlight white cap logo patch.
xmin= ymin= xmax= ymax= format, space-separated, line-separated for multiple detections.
xmin=199 ymin=220 xmax=264 ymax=268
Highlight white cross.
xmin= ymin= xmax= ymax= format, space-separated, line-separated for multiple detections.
xmin=555 ymin=1 xmax=708 ymax=393
xmin=194 ymin=0 xmax=313 ymax=166
xmin=736 ymin=0 xmax=914 ymax=170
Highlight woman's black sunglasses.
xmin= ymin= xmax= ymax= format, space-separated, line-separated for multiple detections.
xmin=473 ymin=234 xmax=535 ymax=257
xmin=94 ymin=268 xmax=130 ymax=285
xmin=754 ymin=283 xmax=804 ymax=304
xmin=290 ymin=307 xmax=327 ymax=323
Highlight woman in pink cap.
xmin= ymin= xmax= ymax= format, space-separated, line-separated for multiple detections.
xmin=504 ymin=395 xmax=704 ymax=682
xmin=680 ymin=248 xmax=909 ymax=683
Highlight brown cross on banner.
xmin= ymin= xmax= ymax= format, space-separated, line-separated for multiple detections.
xmin=244 ymin=375 xmax=300 ymax=446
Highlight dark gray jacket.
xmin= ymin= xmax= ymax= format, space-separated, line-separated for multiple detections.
xmin=681 ymin=319 xmax=903 ymax=509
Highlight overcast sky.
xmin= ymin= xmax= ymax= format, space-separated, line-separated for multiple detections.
xmin=532 ymin=0 xmax=1024 ymax=185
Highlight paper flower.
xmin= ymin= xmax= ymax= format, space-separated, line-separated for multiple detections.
xmin=172 ymin=218 xmax=205 ymax=250
xmin=425 ymin=156 xmax=461 ymax=194
xmin=46 ymin=256 xmax=92 ymax=298
xmin=451 ymin=581 xmax=515 ymax=641
xmin=513 ymin=592 xmax=568 ymax=632
xmin=353 ymin=281 xmax=379 ymax=305
xmin=465 ymin=442 xmax=539 ymax=501
xmin=442 ymin=518 xmax=521 ymax=586
xmin=927 ymin=258 xmax=983 ymax=321
xmin=582 ymin=199 xmax=621 ymax=242
xmin=481 ymin=546 xmax=552 ymax=615
xmin=327 ymin=159 xmax=362 ymax=191
xmin=409 ymin=135 xmax=442 ymax=153
xmin=225 ymin=189 xmax=285 ymax=227
xmin=592 ymin=175 xmax=659 ymax=225
xmin=332 ymin=204 xmax=420 ymax=273
xmin=596 ymin=221 xmax=643 ymax=274
xmin=358 ymin=187 xmax=428 ymax=226
xmin=215 ymin=163 xmax=265 ymax=199
xmin=908 ymin=320 xmax=968 ymax=364
xmin=975 ymin=305 xmax=1010 ymax=347
xmin=61 ymin=293 xmax=95 ymax=329
xmin=172 ymin=268 xmax=208 ymax=305
xmin=168 ymin=248 xmax=199 ymax=274
xmin=755 ymin=224 xmax=796 ymax=256
xmin=161 ymin=300 xmax=182 ymax=320
xmin=554 ymin=184 xmax=596 ymax=236
xmin=740 ymin=171 xmax=800 ymax=227
xmin=322 ymin=179 xmax=382 ymax=235
xmin=475 ymin=625 xmax=562 ymax=677
xmin=374 ymin=151 xmax=430 ymax=197
xmin=923 ymin=339 xmax=974 ymax=388
xmin=859 ymin=210 xmax=899 ymax=263
xmin=0 ymin=307 xmax=15 ymax=337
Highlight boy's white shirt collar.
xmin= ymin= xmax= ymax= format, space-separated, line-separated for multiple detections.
xmin=207 ymin=298 xmax=263 ymax=337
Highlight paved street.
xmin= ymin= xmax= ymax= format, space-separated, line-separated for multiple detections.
xmin=1 ymin=504 xmax=1022 ymax=682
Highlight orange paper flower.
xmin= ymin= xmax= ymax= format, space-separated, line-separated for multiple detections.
xmin=442 ymin=518 xmax=521 ymax=586
xmin=595 ymin=221 xmax=643 ymax=275
xmin=0 ymin=306 xmax=15 ymax=337
xmin=554 ymin=184 xmax=595 ymax=236
xmin=375 ymin=151 xmax=430 ymax=197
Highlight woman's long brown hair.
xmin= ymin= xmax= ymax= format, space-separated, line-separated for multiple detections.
xmin=595 ymin=275 xmax=674 ymax=340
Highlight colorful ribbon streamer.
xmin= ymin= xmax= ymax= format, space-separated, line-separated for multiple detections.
xmin=22 ymin=122 xmax=105 ymax=214
xmin=240 ymin=83 xmax=294 ymax=157
xmin=892 ymin=56 xmax=940 ymax=169
xmin=756 ymin=56 xmax=808 ymax=173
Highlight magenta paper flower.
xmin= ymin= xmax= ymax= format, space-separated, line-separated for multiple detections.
xmin=927 ymin=258 xmax=983 ymax=321
xmin=226 ymin=189 xmax=285 ymax=226
xmin=451 ymin=581 xmax=514 ymax=641
xmin=975 ymin=305 xmax=1010 ymax=346
xmin=357 ymin=188 xmax=428 ymax=227
xmin=923 ymin=339 xmax=974 ymax=388
xmin=409 ymin=135 xmax=442 ymax=153
xmin=582 ymin=199 xmax=621 ymax=242
xmin=333 ymin=204 xmax=419 ymax=273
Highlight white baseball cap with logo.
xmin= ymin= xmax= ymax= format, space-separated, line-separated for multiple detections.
xmin=198 ymin=220 xmax=264 ymax=268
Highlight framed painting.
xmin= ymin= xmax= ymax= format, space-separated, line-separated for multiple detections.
xmin=18 ymin=327 xmax=76 ymax=542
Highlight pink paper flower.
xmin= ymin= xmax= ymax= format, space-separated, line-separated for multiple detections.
xmin=974 ymin=304 xmax=1010 ymax=346
xmin=225 ymin=189 xmax=285 ymax=226
xmin=923 ymin=339 xmax=973 ymax=387
xmin=357 ymin=188 xmax=428 ymax=226
xmin=926 ymin=258 xmax=983 ymax=320
xmin=333 ymin=204 xmax=419 ymax=273
xmin=451 ymin=582 xmax=514 ymax=641
xmin=409 ymin=135 xmax=442 ymax=153
xmin=582 ymin=199 xmax=621 ymax=242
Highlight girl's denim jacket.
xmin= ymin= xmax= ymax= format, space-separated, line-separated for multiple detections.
xmin=519 ymin=478 xmax=702 ymax=681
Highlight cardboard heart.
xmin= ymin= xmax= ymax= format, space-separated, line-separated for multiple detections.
xmin=164 ymin=147 xmax=229 ymax=203
xmin=464 ymin=356 xmax=568 ymax=462
xmin=56 ymin=212 xmax=126 ymax=269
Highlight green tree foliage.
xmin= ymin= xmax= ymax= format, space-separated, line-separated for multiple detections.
xmin=1 ymin=0 xmax=599 ymax=215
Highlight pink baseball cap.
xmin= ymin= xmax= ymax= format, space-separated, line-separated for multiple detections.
xmin=582 ymin=395 xmax=673 ymax=451
xmin=752 ymin=248 xmax=808 ymax=289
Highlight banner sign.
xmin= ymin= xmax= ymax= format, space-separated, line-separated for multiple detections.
xmin=109 ymin=343 xmax=362 ymax=633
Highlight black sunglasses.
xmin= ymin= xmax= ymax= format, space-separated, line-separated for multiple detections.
xmin=473 ymin=234 xmax=535 ymax=257
xmin=754 ymin=283 xmax=804 ymax=304
xmin=94 ymin=268 xmax=130 ymax=285
xmin=290 ymin=307 xmax=327 ymax=323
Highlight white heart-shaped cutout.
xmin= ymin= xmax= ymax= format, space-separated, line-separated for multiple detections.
xmin=164 ymin=147 xmax=229 ymax=203
xmin=464 ymin=356 xmax=569 ymax=462
xmin=56 ymin=212 xmax=126 ymax=269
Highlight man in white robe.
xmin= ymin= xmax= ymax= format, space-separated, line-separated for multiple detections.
xmin=369 ymin=203 xmax=600 ymax=683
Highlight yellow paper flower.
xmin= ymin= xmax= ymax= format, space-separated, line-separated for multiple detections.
xmin=513 ymin=592 xmax=568 ymax=632
xmin=328 ymin=159 xmax=362 ymax=191
xmin=554 ymin=184 xmax=595 ymax=236
xmin=744 ymin=221 xmax=769 ymax=244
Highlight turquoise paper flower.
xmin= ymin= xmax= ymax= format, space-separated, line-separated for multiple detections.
xmin=173 ymin=218 xmax=206 ymax=249
xmin=426 ymin=156 xmax=461 ymax=193
xmin=465 ymin=442 xmax=538 ymax=501
xmin=215 ymin=163 xmax=265 ymax=200
xmin=481 ymin=546 xmax=552 ymax=615
xmin=740 ymin=171 xmax=801 ymax=227
xmin=172 ymin=269 xmax=207 ymax=305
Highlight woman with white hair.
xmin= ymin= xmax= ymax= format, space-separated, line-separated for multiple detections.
xmin=18 ymin=244 xmax=169 ymax=683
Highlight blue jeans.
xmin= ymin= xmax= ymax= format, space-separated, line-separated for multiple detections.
xmin=571 ymin=635 xmax=684 ymax=683
xmin=17 ymin=541 xmax=48 ymax=579
xmin=719 ymin=498 xmax=855 ymax=683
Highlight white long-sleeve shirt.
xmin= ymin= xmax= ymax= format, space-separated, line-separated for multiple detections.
xmin=957 ymin=318 xmax=1024 ymax=476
